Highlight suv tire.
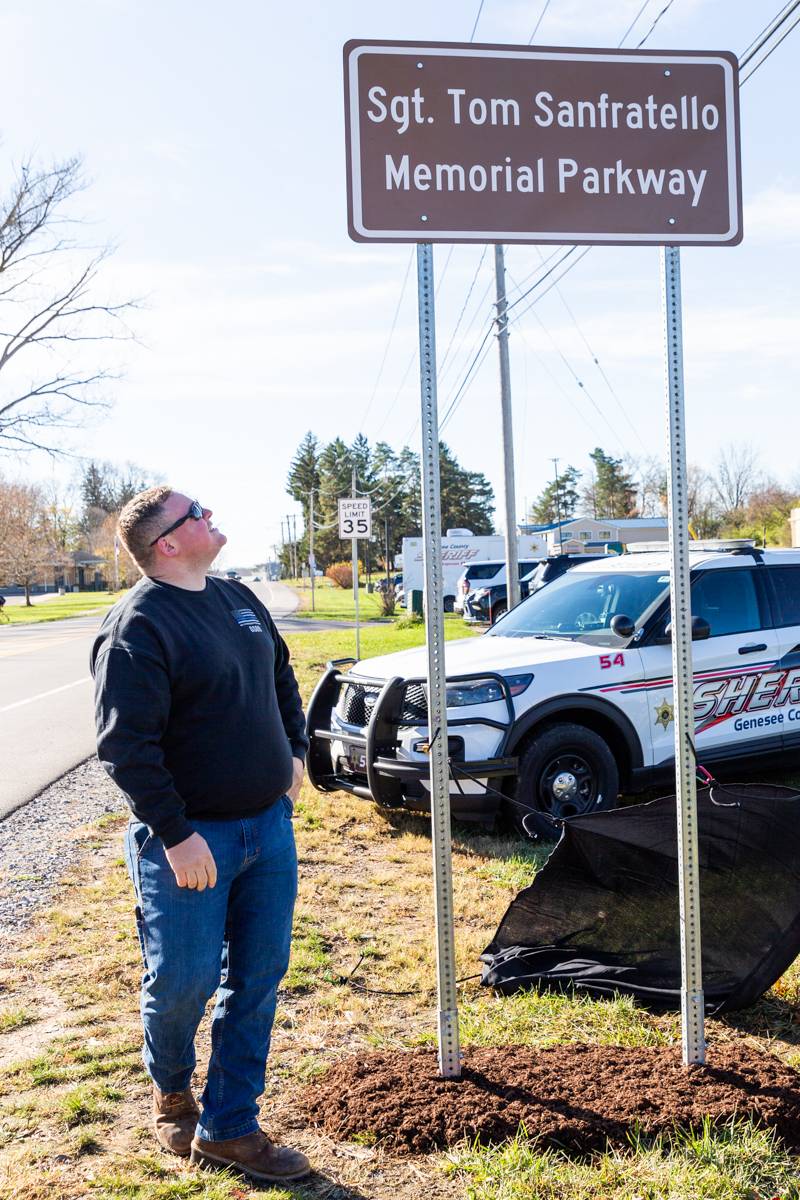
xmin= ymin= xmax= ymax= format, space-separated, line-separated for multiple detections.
xmin=506 ymin=722 xmax=619 ymax=840
xmin=490 ymin=601 xmax=507 ymax=624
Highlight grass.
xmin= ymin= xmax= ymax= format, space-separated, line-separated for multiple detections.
xmin=294 ymin=576 xmax=389 ymax=621
xmin=0 ymin=590 xmax=126 ymax=625
xmin=0 ymin=615 xmax=797 ymax=1198
xmin=0 ymin=1007 xmax=34 ymax=1033
xmin=447 ymin=1118 xmax=800 ymax=1199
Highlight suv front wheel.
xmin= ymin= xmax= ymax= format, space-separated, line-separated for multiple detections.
xmin=506 ymin=723 xmax=619 ymax=840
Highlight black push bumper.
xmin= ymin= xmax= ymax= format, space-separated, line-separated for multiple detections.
xmin=306 ymin=659 xmax=518 ymax=822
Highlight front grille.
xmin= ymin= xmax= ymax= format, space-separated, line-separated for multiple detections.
xmin=400 ymin=682 xmax=428 ymax=724
xmin=338 ymin=680 xmax=429 ymax=728
xmin=339 ymin=683 xmax=380 ymax=727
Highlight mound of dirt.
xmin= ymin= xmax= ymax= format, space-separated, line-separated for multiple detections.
xmin=300 ymin=1042 xmax=800 ymax=1155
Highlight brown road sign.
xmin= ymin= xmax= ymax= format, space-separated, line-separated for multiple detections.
xmin=344 ymin=41 xmax=742 ymax=246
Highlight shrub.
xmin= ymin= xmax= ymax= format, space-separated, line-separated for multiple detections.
xmin=326 ymin=561 xmax=360 ymax=588
xmin=379 ymin=584 xmax=397 ymax=616
xmin=325 ymin=561 xmax=347 ymax=588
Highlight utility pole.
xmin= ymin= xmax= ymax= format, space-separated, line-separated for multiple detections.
xmin=385 ymin=516 xmax=391 ymax=591
xmin=309 ymin=489 xmax=316 ymax=611
xmin=552 ymin=458 xmax=563 ymax=553
xmin=291 ymin=513 xmax=299 ymax=586
xmin=494 ymin=245 xmax=520 ymax=609
xmin=290 ymin=515 xmax=297 ymax=580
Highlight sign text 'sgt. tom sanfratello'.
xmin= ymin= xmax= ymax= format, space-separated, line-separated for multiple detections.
xmin=307 ymin=545 xmax=800 ymax=838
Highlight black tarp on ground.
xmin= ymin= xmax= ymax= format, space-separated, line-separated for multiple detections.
xmin=481 ymin=784 xmax=800 ymax=1012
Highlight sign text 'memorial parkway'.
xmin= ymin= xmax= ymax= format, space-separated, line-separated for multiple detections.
xmin=344 ymin=41 xmax=742 ymax=245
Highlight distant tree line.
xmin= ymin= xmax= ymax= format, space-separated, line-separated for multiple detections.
xmin=528 ymin=444 xmax=800 ymax=545
xmin=0 ymin=460 xmax=158 ymax=602
xmin=285 ymin=432 xmax=495 ymax=574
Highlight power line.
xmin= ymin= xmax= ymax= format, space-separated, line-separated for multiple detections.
xmin=532 ymin=247 xmax=649 ymax=452
xmin=513 ymin=320 xmax=607 ymax=443
xmin=506 ymin=246 xmax=587 ymax=318
xmin=508 ymin=270 xmax=630 ymax=456
xmin=634 ymin=0 xmax=679 ymax=47
xmin=739 ymin=0 xmax=799 ymax=65
xmin=740 ymin=3 xmax=800 ymax=81
xmin=438 ymin=245 xmax=489 ymax=376
xmin=358 ymin=249 xmax=414 ymax=430
xmin=469 ymin=0 xmax=486 ymax=41
xmin=527 ymin=0 xmax=551 ymax=44
xmin=371 ymin=245 xmax=461 ymax=440
xmin=438 ymin=324 xmax=494 ymax=432
xmin=617 ymin=0 xmax=652 ymax=47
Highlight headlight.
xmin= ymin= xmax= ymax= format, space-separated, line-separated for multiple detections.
xmin=472 ymin=588 xmax=490 ymax=600
xmin=445 ymin=673 xmax=533 ymax=707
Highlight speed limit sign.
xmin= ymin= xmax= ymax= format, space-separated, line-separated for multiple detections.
xmin=338 ymin=496 xmax=371 ymax=539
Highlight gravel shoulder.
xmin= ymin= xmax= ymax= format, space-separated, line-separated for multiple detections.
xmin=0 ymin=757 xmax=124 ymax=939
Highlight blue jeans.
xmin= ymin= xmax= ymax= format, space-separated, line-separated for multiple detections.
xmin=123 ymin=797 xmax=297 ymax=1141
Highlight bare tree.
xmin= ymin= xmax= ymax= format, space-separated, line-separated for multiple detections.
xmin=712 ymin=443 xmax=760 ymax=517
xmin=0 ymin=157 xmax=136 ymax=456
xmin=629 ymin=454 xmax=667 ymax=518
xmin=0 ymin=479 xmax=62 ymax=603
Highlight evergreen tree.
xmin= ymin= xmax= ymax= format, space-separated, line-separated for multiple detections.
xmin=284 ymin=434 xmax=495 ymax=568
xmin=438 ymin=442 xmax=495 ymax=534
xmin=584 ymin=448 xmax=638 ymax=518
xmin=286 ymin=431 xmax=321 ymax=547
xmin=80 ymin=461 xmax=116 ymax=515
xmin=529 ymin=465 xmax=582 ymax=523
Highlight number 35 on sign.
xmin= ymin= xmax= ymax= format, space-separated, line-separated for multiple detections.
xmin=338 ymin=497 xmax=371 ymax=539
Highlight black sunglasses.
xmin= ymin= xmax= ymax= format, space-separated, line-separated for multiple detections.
xmin=150 ymin=500 xmax=204 ymax=546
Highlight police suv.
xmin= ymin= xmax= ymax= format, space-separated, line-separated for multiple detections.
xmin=306 ymin=542 xmax=800 ymax=838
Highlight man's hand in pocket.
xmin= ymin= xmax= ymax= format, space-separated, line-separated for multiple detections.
xmin=165 ymin=833 xmax=217 ymax=890
xmin=288 ymin=757 xmax=304 ymax=804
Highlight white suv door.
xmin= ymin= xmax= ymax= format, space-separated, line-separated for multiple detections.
xmin=641 ymin=566 xmax=779 ymax=768
xmin=765 ymin=562 xmax=800 ymax=749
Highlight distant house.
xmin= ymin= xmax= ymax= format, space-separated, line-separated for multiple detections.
xmin=519 ymin=516 xmax=668 ymax=555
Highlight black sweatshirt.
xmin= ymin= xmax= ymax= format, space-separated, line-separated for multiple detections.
xmin=91 ymin=577 xmax=309 ymax=848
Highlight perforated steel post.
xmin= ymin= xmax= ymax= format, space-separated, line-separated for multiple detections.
xmin=494 ymin=245 xmax=520 ymax=610
xmin=416 ymin=242 xmax=461 ymax=1079
xmin=661 ymin=245 xmax=705 ymax=1065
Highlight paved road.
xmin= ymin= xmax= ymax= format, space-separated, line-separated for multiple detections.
xmin=0 ymin=578 xmax=379 ymax=820
xmin=0 ymin=614 xmax=103 ymax=819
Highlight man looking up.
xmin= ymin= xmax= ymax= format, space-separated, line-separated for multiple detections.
xmin=91 ymin=486 xmax=311 ymax=1185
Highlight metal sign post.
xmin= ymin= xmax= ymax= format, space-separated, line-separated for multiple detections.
xmin=417 ymin=242 xmax=460 ymax=1079
xmin=494 ymin=245 xmax=520 ymax=610
xmin=338 ymin=493 xmax=371 ymax=660
xmin=661 ymin=245 xmax=705 ymax=1064
xmin=351 ymin=469 xmax=360 ymax=661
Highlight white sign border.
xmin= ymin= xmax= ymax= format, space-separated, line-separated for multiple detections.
xmin=346 ymin=45 xmax=740 ymax=244
xmin=338 ymin=496 xmax=372 ymax=539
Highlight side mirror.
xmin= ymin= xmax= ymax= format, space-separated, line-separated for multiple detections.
xmin=662 ymin=616 xmax=712 ymax=643
xmin=610 ymin=614 xmax=636 ymax=639
xmin=692 ymin=616 xmax=711 ymax=640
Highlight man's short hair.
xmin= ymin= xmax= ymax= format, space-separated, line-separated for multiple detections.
xmin=118 ymin=486 xmax=173 ymax=572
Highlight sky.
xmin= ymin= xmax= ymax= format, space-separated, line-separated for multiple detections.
xmin=0 ymin=0 xmax=798 ymax=567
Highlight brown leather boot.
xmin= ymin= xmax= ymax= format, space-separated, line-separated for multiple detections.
xmin=190 ymin=1128 xmax=311 ymax=1182
xmin=152 ymin=1086 xmax=200 ymax=1156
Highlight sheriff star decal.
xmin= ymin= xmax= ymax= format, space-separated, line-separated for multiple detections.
xmin=654 ymin=698 xmax=675 ymax=730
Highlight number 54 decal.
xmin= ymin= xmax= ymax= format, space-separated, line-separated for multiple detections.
xmin=599 ymin=653 xmax=625 ymax=669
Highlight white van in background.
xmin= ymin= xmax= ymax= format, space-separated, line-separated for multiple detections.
xmin=400 ymin=531 xmax=547 ymax=611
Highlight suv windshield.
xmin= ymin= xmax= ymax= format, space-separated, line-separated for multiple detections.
xmin=486 ymin=569 xmax=668 ymax=644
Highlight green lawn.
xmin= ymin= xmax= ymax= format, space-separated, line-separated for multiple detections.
xmin=0 ymin=591 xmax=126 ymax=626
xmin=286 ymin=612 xmax=480 ymax=695
xmin=295 ymin=578 xmax=394 ymax=621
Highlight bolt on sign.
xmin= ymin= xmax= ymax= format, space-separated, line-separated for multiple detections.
xmin=344 ymin=41 xmax=742 ymax=245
